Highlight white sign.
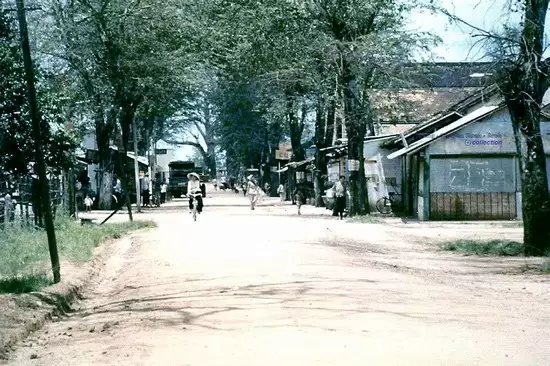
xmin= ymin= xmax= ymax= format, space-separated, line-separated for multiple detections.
xmin=348 ymin=159 xmax=360 ymax=171
xmin=275 ymin=150 xmax=292 ymax=160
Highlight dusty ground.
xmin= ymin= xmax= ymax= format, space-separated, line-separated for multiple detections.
xmin=2 ymin=188 xmax=549 ymax=366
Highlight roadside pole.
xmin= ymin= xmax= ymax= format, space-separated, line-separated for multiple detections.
xmin=16 ymin=0 xmax=61 ymax=283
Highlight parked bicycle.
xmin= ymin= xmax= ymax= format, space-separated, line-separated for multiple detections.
xmin=376 ymin=191 xmax=402 ymax=215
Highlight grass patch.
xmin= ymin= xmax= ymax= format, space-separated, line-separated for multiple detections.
xmin=440 ymin=239 xmax=524 ymax=256
xmin=0 ymin=274 xmax=54 ymax=294
xmin=488 ymin=220 xmax=524 ymax=228
xmin=0 ymin=218 xmax=155 ymax=293
xmin=347 ymin=215 xmax=384 ymax=224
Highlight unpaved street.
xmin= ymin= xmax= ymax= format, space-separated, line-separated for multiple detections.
xmin=4 ymin=192 xmax=550 ymax=365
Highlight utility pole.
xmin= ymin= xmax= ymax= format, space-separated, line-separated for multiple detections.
xmin=15 ymin=0 xmax=61 ymax=283
xmin=132 ymin=120 xmax=141 ymax=213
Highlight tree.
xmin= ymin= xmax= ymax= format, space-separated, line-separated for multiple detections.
xmin=438 ymin=0 xmax=550 ymax=255
xmin=165 ymin=67 xmax=221 ymax=177
xmin=497 ymin=0 xmax=550 ymax=255
xmin=0 ymin=9 xmax=77 ymax=180
xmin=308 ymin=0 xmax=435 ymax=215
xmin=45 ymin=0 xmax=194 ymax=214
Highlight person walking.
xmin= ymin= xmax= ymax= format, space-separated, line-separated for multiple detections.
xmin=294 ymin=182 xmax=307 ymax=215
xmin=153 ymin=173 xmax=162 ymax=206
xmin=142 ymin=173 xmax=151 ymax=208
xmin=332 ymin=175 xmax=347 ymax=220
xmin=246 ymin=175 xmax=260 ymax=210
xmin=277 ymin=183 xmax=285 ymax=202
xmin=160 ymin=181 xmax=167 ymax=204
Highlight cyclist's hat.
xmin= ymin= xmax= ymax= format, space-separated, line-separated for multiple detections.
xmin=187 ymin=172 xmax=200 ymax=180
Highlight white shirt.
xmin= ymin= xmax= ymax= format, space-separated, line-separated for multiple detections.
xmin=114 ymin=179 xmax=122 ymax=192
xmin=187 ymin=180 xmax=201 ymax=194
xmin=247 ymin=181 xmax=259 ymax=195
xmin=161 ymin=184 xmax=167 ymax=193
xmin=333 ymin=181 xmax=346 ymax=197
xmin=142 ymin=177 xmax=150 ymax=191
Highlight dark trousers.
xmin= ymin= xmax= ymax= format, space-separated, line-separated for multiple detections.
xmin=189 ymin=196 xmax=203 ymax=213
xmin=160 ymin=192 xmax=166 ymax=204
xmin=333 ymin=196 xmax=346 ymax=217
xmin=142 ymin=190 xmax=150 ymax=205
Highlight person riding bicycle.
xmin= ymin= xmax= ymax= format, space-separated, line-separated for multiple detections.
xmin=187 ymin=172 xmax=203 ymax=214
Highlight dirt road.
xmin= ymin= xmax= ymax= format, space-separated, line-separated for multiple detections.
xmin=4 ymin=192 xmax=549 ymax=365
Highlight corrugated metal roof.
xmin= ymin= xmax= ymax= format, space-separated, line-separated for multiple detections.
xmin=284 ymin=157 xmax=315 ymax=168
xmin=387 ymin=105 xmax=502 ymax=160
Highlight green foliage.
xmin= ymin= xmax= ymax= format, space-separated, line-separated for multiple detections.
xmin=0 ymin=217 xmax=156 ymax=287
xmin=0 ymin=10 xmax=77 ymax=179
xmin=440 ymin=239 xmax=526 ymax=256
xmin=0 ymin=274 xmax=53 ymax=294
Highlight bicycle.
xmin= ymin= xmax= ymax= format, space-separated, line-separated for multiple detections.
xmin=376 ymin=191 xmax=402 ymax=215
xmin=188 ymin=191 xmax=203 ymax=221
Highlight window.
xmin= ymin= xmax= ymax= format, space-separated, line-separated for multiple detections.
xmin=156 ymin=149 xmax=167 ymax=155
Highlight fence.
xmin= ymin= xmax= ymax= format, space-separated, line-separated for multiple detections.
xmin=0 ymin=175 xmax=64 ymax=230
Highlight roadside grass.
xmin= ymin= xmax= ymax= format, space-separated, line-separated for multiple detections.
xmin=440 ymin=239 xmax=525 ymax=256
xmin=487 ymin=220 xmax=524 ymax=228
xmin=347 ymin=215 xmax=384 ymax=224
xmin=0 ymin=218 xmax=155 ymax=294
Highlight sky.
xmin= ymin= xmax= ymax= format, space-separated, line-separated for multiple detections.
xmin=174 ymin=0 xmax=550 ymax=161
xmin=409 ymin=0 xmax=550 ymax=61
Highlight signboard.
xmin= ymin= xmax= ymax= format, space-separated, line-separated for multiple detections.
xmin=275 ymin=150 xmax=292 ymax=160
xmin=85 ymin=149 xmax=99 ymax=163
xmin=348 ymin=159 xmax=360 ymax=171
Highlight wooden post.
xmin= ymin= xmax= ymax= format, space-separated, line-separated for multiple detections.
xmin=16 ymin=0 xmax=61 ymax=283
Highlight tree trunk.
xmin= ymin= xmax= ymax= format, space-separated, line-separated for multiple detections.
xmin=66 ymin=169 xmax=76 ymax=218
xmin=95 ymin=104 xmax=115 ymax=210
xmin=314 ymin=97 xmax=328 ymax=207
xmin=501 ymin=0 xmax=550 ymax=256
xmin=342 ymin=57 xmax=368 ymax=216
xmin=286 ymin=94 xmax=305 ymax=162
xmin=118 ymin=101 xmax=137 ymax=222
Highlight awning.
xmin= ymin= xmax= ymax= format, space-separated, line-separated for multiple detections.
xmin=320 ymin=134 xmax=399 ymax=152
xmin=126 ymin=152 xmax=149 ymax=166
xmin=284 ymin=157 xmax=314 ymax=169
xmin=387 ymin=105 xmax=501 ymax=160
xmin=276 ymin=167 xmax=289 ymax=173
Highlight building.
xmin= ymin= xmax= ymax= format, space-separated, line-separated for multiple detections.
xmin=154 ymin=139 xmax=176 ymax=182
xmin=369 ymin=62 xmax=497 ymax=135
xmin=387 ymin=92 xmax=550 ymax=221
xmin=78 ymin=132 xmax=149 ymax=196
xmin=322 ymin=134 xmax=403 ymax=213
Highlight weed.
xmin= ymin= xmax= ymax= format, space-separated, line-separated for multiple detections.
xmin=0 ymin=274 xmax=53 ymax=294
xmin=440 ymin=239 xmax=524 ymax=256
xmin=0 ymin=217 xmax=155 ymax=293
xmin=347 ymin=215 xmax=384 ymax=224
